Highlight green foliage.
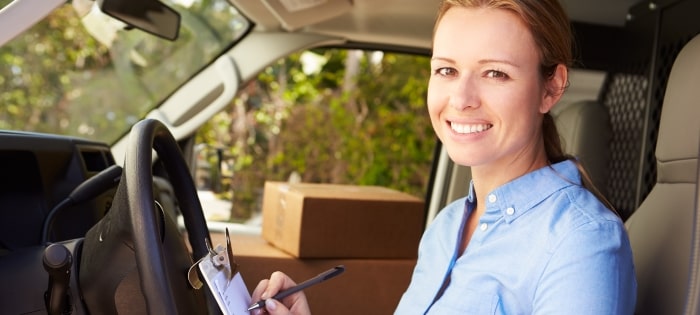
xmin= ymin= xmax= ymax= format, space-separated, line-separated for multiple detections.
xmin=196 ymin=49 xmax=436 ymax=221
xmin=0 ymin=5 xmax=110 ymax=134
xmin=0 ymin=0 xmax=249 ymax=144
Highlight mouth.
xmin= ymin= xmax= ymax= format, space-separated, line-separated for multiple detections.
xmin=449 ymin=121 xmax=493 ymax=134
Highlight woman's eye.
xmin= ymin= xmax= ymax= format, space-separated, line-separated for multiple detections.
xmin=485 ymin=70 xmax=508 ymax=79
xmin=435 ymin=67 xmax=456 ymax=77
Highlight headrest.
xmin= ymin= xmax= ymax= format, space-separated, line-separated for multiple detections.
xmin=655 ymin=33 xmax=700 ymax=183
xmin=552 ymin=99 xmax=612 ymax=195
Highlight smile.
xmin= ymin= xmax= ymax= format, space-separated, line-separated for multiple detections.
xmin=450 ymin=122 xmax=492 ymax=134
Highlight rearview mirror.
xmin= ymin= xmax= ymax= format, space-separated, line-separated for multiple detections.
xmin=97 ymin=0 xmax=180 ymax=41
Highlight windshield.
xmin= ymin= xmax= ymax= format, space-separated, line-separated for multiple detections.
xmin=0 ymin=0 xmax=250 ymax=144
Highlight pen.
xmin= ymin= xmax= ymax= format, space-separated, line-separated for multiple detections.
xmin=247 ymin=265 xmax=346 ymax=311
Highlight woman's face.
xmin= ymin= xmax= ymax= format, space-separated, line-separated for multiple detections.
xmin=429 ymin=6 xmax=562 ymax=172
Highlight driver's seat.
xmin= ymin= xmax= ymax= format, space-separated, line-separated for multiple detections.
xmin=624 ymin=33 xmax=700 ymax=314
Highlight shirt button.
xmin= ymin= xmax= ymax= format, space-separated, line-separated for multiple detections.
xmin=488 ymin=194 xmax=497 ymax=203
xmin=480 ymin=223 xmax=488 ymax=231
xmin=506 ymin=207 xmax=515 ymax=215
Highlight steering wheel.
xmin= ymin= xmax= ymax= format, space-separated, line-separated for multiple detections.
xmin=78 ymin=119 xmax=215 ymax=314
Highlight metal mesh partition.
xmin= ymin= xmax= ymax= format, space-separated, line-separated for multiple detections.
xmin=601 ymin=0 xmax=700 ymax=220
xmin=602 ymin=70 xmax=649 ymax=219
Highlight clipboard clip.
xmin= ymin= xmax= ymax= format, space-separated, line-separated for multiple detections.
xmin=187 ymin=228 xmax=239 ymax=289
xmin=208 ymin=228 xmax=240 ymax=277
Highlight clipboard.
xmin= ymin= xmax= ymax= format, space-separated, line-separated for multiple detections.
xmin=188 ymin=228 xmax=251 ymax=314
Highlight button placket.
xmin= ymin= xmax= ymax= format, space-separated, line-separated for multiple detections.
xmin=478 ymin=194 xmax=498 ymax=233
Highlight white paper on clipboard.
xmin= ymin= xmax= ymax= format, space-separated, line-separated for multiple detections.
xmin=197 ymin=246 xmax=251 ymax=315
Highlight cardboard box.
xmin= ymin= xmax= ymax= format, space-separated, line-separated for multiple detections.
xmin=211 ymin=233 xmax=416 ymax=315
xmin=261 ymin=182 xmax=424 ymax=258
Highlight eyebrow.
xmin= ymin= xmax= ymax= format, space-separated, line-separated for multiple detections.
xmin=431 ymin=56 xmax=520 ymax=68
xmin=430 ymin=56 xmax=455 ymax=63
xmin=479 ymin=58 xmax=520 ymax=68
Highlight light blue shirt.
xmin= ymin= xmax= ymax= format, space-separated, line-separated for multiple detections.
xmin=395 ymin=160 xmax=637 ymax=314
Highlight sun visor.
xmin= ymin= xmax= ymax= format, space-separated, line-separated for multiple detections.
xmin=261 ymin=0 xmax=352 ymax=31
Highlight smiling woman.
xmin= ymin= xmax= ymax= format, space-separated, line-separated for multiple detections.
xmin=398 ymin=2 xmax=635 ymax=314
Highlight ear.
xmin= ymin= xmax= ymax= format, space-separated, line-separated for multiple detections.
xmin=540 ymin=64 xmax=568 ymax=114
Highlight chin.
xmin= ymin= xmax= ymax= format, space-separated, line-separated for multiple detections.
xmin=445 ymin=149 xmax=487 ymax=167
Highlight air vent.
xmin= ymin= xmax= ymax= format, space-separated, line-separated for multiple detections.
xmin=80 ymin=148 xmax=111 ymax=173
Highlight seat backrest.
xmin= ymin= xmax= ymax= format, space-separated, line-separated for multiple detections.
xmin=552 ymin=99 xmax=612 ymax=196
xmin=625 ymin=33 xmax=700 ymax=315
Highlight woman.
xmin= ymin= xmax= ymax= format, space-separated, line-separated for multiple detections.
xmin=252 ymin=0 xmax=637 ymax=313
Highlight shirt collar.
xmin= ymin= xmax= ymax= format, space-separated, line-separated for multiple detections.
xmin=466 ymin=160 xmax=581 ymax=223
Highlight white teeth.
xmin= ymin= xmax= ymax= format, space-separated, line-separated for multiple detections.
xmin=450 ymin=122 xmax=491 ymax=134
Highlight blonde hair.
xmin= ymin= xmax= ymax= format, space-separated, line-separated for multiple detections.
xmin=434 ymin=0 xmax=616 ymax=213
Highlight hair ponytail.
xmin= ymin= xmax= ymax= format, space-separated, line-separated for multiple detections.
xmin=543 ymin=112 xmax=565 ymax=163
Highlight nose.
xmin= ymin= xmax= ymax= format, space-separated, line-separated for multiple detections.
xmin=448 ymin=75 xmax=480 ymax=111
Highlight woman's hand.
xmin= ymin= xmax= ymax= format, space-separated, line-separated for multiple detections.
xmin=250 ymin=271 xmax=312 ymax=315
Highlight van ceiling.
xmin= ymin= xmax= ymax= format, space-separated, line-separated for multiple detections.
xmin=561 ymin=0 xmax=641 ymax=26
xmin=231 ymin=0 xmax=643 ymax=50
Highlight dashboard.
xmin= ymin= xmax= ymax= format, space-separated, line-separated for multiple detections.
xmin=0 ymin=131 xmax=116 ymax=252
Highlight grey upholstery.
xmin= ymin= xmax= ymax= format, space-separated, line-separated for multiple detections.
xmin=625 ymin=33 xmax=700 ymax=315
xmin=552 ymin=99 xmax=612 ymax=196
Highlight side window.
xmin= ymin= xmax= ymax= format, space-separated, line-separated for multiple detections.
xmin=194 ymin=48 xmax=436 ymax=224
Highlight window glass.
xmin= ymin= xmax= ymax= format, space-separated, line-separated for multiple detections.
xmin=195 ymin=49 xmax=436 ymax=223
xmin=0 ymin=0 xmax=250 ymax=144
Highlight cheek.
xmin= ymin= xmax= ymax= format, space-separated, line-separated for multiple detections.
xmin=494 ymin=85 xmax=542 ymax=116
xmin=507 ymin=93 xmax=545 ymax=135
xmin=426 ymin=83 xmax=447 ymax=138
xmin=426 ymin=81 xmax=445 ymax=118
